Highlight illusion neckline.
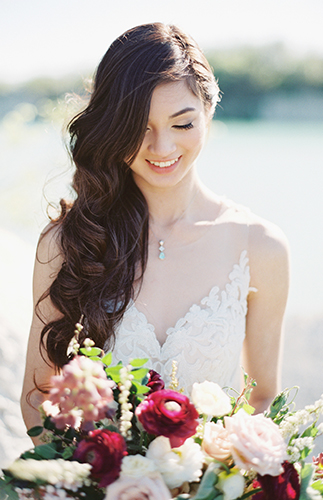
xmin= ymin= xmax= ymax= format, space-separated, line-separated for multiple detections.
xmin=129 ymin=250 xmax=249 ymax=349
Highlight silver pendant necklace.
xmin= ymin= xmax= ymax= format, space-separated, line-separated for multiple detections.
xmin=149 ymin=190 xmax=198 ymax=260
xmin=158 ymin=240 xmax=165 ymax=260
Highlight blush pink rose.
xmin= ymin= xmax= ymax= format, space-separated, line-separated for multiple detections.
xmin=73 ymin=429 xmax=127 ymax=487
xmin=202 ymin=421 xmax=232 ymax=461
xmin=105 ymin=472 xmax=172 ymax=500
xmin=135 ymin=389 xmax=199 ymax=448
xmin=224 ymin=410 xmax=287 ymax=476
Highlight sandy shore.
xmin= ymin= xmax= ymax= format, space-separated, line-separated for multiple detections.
xmin=0 ymin=228 xmax=35 ymax=467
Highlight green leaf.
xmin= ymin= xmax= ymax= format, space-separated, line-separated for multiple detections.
xmin=302 ymin=424 xmax=319 ymax=439
xmin=311 ymin=479 xmax=323 ymax=493
xmin=132 ymin=380 xmax=150 ymax=395
xmin=62 ymin=446 xmax=76 ymax=459
xmin=242 ymin=403 xmax=255 ymax=415
xmin=131 ymin=368 xmax=149 ymax=381
xmin=299 ymin=463 xmax=314 ymax=499
xmin=267 ymin=390 xmax=289 ymax=419
xmin=105 ymin=366 xmax=122 ymax=383
xmin=101 ymin=352 xmax=113 ymax=366
xmin=27 ymin=425 xmax=44 ymax=437
xmin=79 ymin=347 xmax=103 ymax=357
xmin=129 ymin=358 xmax=149 ymax=368
xmin=33 ymin=443 xmax=58 ymax=459
xmin=193 ymin=462 xmax=219 ymax=500
xmin=239 ymin=489 xmax=262 ymax=499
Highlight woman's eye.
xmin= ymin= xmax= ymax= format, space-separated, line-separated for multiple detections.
xmin=173 ymin=122 xmax=193 ymax=130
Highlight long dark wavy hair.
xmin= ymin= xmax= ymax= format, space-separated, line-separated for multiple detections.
xmin=39 ymin=22 xmax=221 ymax=368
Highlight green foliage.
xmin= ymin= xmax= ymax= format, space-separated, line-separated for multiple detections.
xmin=189 ymin=463 xmax=221 ymax=500
xmin=266 ymin=387 xmax=298 ymax=424
xmin=27 ymin=425 xmax=43 ymax=437
xmin=299 ymin=464 xmax=315 ymax=499
xmin=79 ymin=347 xmax=103 ymax=358
xmin=129 ymin=358 xmax=149 ymax=368
xmin=312 ymin=479 xmax=323 ymax=494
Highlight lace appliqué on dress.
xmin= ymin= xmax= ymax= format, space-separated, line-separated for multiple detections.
xmin=109 ymin=250 xmax=254 ymax=395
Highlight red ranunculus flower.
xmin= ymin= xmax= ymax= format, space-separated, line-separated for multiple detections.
xmin=147 ymin=370 xmax=165 ymax=394
xmin=135 ymin=389 xmax=199 ymax=448
xmin=73 ymin=429 xmax=127 ymax=487
xmin=253 ymin=462 xmax=300 ymax=500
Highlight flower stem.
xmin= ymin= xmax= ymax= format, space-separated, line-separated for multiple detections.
xmin=239 ymin=487 xmax=262 ymax=499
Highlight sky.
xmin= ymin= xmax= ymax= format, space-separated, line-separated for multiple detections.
xmin=1 ymin=0 xmax=323 ymax=85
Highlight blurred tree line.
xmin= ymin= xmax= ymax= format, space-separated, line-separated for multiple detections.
xmin=1 ymin=44 xmax=323 ymax=121
xmin=207 ymin=43 xmax=323 ymax=119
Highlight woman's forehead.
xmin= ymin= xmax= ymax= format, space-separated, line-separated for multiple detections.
xmin=149 ymin=81 xmax=202 ymax=118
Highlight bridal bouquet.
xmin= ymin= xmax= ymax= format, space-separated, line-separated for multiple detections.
xmin=1 ymin=328 xmax=323 ymax=500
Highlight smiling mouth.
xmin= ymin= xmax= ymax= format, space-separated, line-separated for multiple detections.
xmin=147 ymin=156 xmax=181 ymax=168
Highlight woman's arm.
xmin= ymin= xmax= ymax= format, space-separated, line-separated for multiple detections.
xmin=21 ymin=224 xmax=64 ymax=444
xmin=243 ymin=219 xmax=290 ymax=414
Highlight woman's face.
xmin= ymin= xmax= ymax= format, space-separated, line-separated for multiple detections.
xmin=129 ymin=80 xmax=210 ymax=191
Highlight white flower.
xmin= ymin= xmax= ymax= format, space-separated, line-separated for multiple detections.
xmin=191 ymin=381 xmax=231 ymax=416
xmin=279 ymin=409 xmax=314 ymax=439
xmin=121 ymin=455 xmax=157 ymax=478
xmin=217 ymin=468 xmax=245 ymax=500
xmin=287 ymin=436 xmax=315 ymax=460
xmin=8 ymin=459 xmax=91 ymax=491
xmin=118 ymin=364 xmax=134 ymax=438
xmin=306 ymin=486 xmax=322 ymax=500
xmin=146 ymin=436 xmax=203 ymax=489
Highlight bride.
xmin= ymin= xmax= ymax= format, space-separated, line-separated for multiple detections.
xmin=21 ymin=23 xmax=289 ymax=441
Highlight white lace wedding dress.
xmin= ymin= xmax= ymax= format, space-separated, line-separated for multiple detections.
xmin=111 ymin=249 xmax=253 ymax=395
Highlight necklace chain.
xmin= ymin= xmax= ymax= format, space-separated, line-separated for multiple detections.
xmin=149 ymin=190 xmax=198 ymax=260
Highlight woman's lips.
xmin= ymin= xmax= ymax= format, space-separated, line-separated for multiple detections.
xmin=146 ymin=156 xmax=181 ymax=173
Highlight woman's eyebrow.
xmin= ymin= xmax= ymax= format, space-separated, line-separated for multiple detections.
xmin=169 ymin=107 xmax=196 ymax=119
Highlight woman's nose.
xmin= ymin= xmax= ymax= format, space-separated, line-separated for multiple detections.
xmin=147 ymin=130 xmax=177 ymax=158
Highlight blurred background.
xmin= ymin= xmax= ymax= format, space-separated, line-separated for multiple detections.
xmin=0 ymin=0 xmax=323 ymax=466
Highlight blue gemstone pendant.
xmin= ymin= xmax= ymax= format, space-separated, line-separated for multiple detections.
xmin=158 ymin=240 xmax=165 ymax=260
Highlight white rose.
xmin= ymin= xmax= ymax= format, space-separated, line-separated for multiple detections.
xmin=217 ymin=468 xmax=245 ymax=500
xmin=146 ymin=436 xmax=203 ymax=489
xmin=191 ymin=381 xmax=231 ymax=416
xmin=120 ymin=454 xmax=157 ymax=478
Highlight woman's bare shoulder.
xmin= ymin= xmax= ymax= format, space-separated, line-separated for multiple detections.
xmin=247 ymin=210 xmax=289 ymax=258
xmin=246 ymin=211 xmax=290 ymax=290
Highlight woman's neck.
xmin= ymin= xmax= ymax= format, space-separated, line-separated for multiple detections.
xmin=135 ymin=174 xmax=203 ymax=228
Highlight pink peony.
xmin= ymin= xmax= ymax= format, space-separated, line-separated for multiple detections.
xmin=224 ymin=410 xmax=287 ymax=476
xmin=202 ymin=421 xmax=232 ymax=461
xmin=73 ymin=428 xmax=127 ymax=487
xmin=105 ymin=472 xmax=172 ymax=500
xmin=49 ymin=356 xmax=115 ymax=429
xmin=252 ymin=462 xmax=300 ymax=500
xmin=135 ymin=389 xmax=199 ymax=448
